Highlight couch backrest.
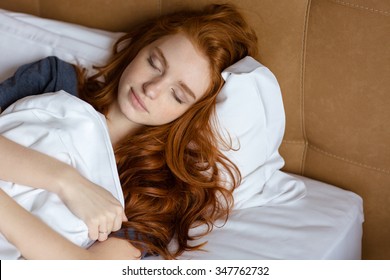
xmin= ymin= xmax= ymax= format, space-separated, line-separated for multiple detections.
xmin=293 ymin=0 xmax=390 ymax=260
xmin=1 ymin=0 xmax=389 ymax=259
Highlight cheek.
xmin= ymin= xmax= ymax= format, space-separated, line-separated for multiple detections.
xmin=170 ymin=107 xmax=191 ymax=122
xmin=118 ymin=69 xmax=131 ymax=93
xmin=120 ymin=64 xmax=136 ymax=84
xmin=154 ymin=105 xmax=188 ymax=125
xmin=120 ymin=56 xmax=146 ymax=83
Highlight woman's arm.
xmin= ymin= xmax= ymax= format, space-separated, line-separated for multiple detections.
xmin=0 ymin=135 xmax=127 ymax=240
xmin=0 ymin=188 xmax=140 ymax=260
xmin=0 ymin=57 xmax=126 ymax=239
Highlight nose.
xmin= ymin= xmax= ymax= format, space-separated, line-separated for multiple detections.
xmin=143 ymin=78 xmax=165 ymax=100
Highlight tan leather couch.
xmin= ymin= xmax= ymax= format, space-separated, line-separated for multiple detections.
xmin=1 ymin=0 xmax=389 ymax=260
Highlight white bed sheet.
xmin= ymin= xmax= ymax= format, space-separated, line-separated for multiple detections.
xmin=146 ymin=174 xmax=363 ymax=260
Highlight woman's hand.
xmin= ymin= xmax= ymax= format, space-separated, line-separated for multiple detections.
xmin=0 ymin=188 xmax=136 ymax=260
xmin=56 ymin=168 xmax=127 ymax=241
xmin=0 ymin=135 xmax=127 ymax=241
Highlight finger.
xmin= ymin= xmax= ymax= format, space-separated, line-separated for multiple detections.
xmin=98 ymin=231 xmax=108 ymax=242
xmin=98 ymin=226 xmax=109 ymax=241
xmin=122 ymin=211 xmax=128 ymax=222
xmin=88 ymin=223 xmax=99 ymax=241
xmin=113 ymin=206 xmax=127 ymax=231
xmin=112 ymin=213 xmax=124 ymax=232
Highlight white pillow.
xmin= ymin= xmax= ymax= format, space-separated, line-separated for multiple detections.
xmin=0 ymin=9 xmax=305 ymax=209
xmin=0 ymin=9 xmax=123 ymax=82
xmin=216 ymin=57 xmax=305 ymax=208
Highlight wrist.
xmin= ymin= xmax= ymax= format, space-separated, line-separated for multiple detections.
xmin=53 ymin=165 xmax=80 ymax=198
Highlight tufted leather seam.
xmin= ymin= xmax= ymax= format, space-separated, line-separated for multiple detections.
xmin=283 ymin=140 xmax=306 ymax=145
xmin=283 ymin=140 xmax=390 ymax=175
xmin=300 ymin=0 xmax=312 ymax=175
xmin=328 ymin=0 xmax=390 ymax=16
xmin=37 ymin=0 xmax=41 ymax=16
xmin=308 ymin=144 xmax=390 ymax=175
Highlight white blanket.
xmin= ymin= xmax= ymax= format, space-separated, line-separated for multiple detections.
xmin=0 ymin=91 xmax=123 ymax=259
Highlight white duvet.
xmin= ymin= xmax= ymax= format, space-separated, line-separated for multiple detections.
xmin=0 ymin=91 xmax=124 ymax=259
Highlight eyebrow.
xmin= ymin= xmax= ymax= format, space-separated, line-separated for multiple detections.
xmin=155 ymin=47 xmax=197 ymax=101
xmin=155 ymin=47 xmax=168 ymax=69
xmin=179 ymin=82 xmax=196 ymax=101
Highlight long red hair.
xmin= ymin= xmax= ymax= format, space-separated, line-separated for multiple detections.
xmin=79 ymin=3 xmax=258 ymax=259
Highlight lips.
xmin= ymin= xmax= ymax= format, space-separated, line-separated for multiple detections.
xmin=130 ymin=88 xmax=148 ymax=112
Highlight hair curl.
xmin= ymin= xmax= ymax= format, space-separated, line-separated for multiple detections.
xmin=78 ymin=3 xmax=258 ymax=259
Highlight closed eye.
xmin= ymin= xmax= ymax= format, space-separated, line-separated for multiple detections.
xmin=171 ymin=89 xmax=184 ymax=104
xmin=147 ymin=56 xmax=162 ymax=73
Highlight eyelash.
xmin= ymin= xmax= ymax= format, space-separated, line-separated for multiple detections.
xmin=171 ymin=89 xmax=183 ymax=104
xmin=148 ymin=56 xmax=183 ymax=104
xmin=148 ymin=56 xmax=160 ymax=72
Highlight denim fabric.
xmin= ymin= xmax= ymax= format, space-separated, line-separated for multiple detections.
xmin=0 ymin=56 xmax=78 ymax=112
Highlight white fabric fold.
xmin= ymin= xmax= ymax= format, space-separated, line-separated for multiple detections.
xmin=0 ymin=91 xmax=123 ymax=259
xmin=215 ymin=56 xmax=306 ymax=208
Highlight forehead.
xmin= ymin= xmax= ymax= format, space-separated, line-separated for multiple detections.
xmin=149 ymin=34 xmax=211 ymax=101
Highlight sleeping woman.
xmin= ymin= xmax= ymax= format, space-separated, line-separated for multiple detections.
xmin=0 ymin=4 xmax=258 ymax=259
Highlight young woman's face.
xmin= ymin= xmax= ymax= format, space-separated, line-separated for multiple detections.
xmin=114 ymin=33 xmax=211 ymax=128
